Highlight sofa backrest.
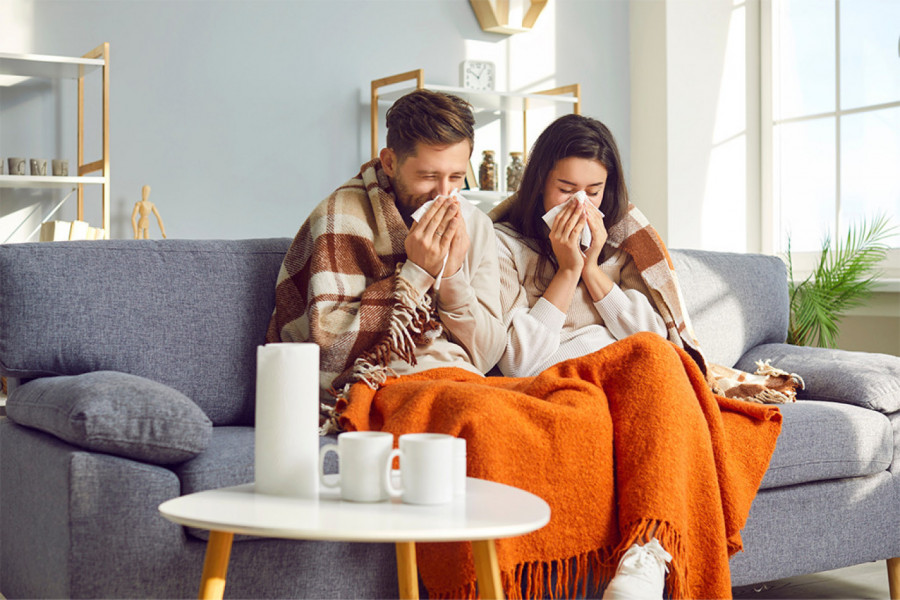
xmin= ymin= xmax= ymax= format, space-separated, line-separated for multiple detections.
xmin=0 ymin=239 xmax=789 ymax=424
xmin=670 ymin=249 xmax=789 ymax=368
xmin=0 ymin=238 xmax=291 ymax=426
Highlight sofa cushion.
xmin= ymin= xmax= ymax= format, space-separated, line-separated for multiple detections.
xmin=6 ymin=371 xmax=212 ymax=464
xmin=174 ymin=426 xmax=257 ymax=495
xmin=670 ymin=250 xmax=789 ymax=368
xmin=737 ymin=343 xmax=900 ymax=414
xmin=0 ymin=238 xmax=291 ymax=426
xmin=760 ymin=400 xmax=892 ymax=490
xmin=174 ymin=428 xmax=341 ymax=496
xmin=173 ymin=427 xmax=340 ymax=541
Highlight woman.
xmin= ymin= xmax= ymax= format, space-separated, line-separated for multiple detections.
xmin=491 ymin=114 xmax=780 ymax=599
xmin=493 ymin=114 xmax=668 ymax=379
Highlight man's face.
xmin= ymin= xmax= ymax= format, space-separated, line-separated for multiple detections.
xmin=381 ymin=141 xmax=471 ymax=220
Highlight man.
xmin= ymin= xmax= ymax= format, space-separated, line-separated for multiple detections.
xmin=267 ymin=89 xmax=505 ymax=425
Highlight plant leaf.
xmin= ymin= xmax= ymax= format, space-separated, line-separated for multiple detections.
xmin=788 ymin=213 xmax=896 ymax=348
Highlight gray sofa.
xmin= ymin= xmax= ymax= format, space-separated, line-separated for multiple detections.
xmin=1 ymin=238 xmax=899 ymax=599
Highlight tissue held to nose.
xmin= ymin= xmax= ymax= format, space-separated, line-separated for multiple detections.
xmin=411 ymin=189 xmax=475 ymax=223
xmin=410 ymin=189 xmax=473 ymax=291
xmin=541 ymin=191 xmax=605 ymax=248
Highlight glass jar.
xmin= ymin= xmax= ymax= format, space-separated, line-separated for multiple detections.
xmin=506 ymin=151 xmax=524 ymax=192
xmin=478 ymin=150 xmax=496 ymax=191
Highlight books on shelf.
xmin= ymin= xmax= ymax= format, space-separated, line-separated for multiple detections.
xmin=39 ymin=220 xmax=104 ymax=241
xmin=40 ymin=220 xmax=70 ymax=241
xmin=68 ymin=219 xmax=89 ymax=240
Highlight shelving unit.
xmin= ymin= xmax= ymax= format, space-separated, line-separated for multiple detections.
xmin=371 ymin=69 xmax=580 ymax=206
xmin=0 ymin=44 xmax=110 ymax=239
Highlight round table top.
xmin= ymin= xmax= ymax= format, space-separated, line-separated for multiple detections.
xmin=158 ymin=476 xmax=550 ymax=543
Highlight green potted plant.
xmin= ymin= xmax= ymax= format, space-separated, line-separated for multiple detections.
xmin=786 ymin=214 xmax=896 ymax=348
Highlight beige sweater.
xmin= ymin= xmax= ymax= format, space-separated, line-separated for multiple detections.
xmin=494 ymin=225 xmax=667 ymax=377
xmin=387 ymin=207 xmax=506 ymax=378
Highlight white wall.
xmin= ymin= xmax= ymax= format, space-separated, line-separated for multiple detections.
xmin=0 ymin=0 xmax=631 ymax=241
xmin=631 ymin=0 xmax=761 ymax=253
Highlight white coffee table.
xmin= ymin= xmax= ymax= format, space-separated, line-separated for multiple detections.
xmin=158 ymin=476 xmax=550 ymax=600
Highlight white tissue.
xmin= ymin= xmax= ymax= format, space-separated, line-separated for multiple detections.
xmin=255 ymin=343 xmax=320 ymax=499
xmin=410 ymin=189 xmax=475 ymax=223
xmin=410 ymin=189 xmax=472 ymax=291
xmin=541 ymin=191 xmax=604 ymax=248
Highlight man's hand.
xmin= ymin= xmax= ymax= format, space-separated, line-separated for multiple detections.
xmin=405 ymin=196 xmax=460 ymax=278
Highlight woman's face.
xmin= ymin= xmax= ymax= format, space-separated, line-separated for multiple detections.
xmin=541 ymin=156 xmax=608 ymax=214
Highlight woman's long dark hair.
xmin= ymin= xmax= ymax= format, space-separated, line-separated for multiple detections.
xmin=499 ymin=114 xmax=630 ymax=291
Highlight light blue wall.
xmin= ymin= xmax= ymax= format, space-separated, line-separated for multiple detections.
xmin=1 ymin=0 xmax=629 ymax=240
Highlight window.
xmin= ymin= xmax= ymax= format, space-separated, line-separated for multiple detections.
xmin=764 ymin=0 xmax=900 ymax=275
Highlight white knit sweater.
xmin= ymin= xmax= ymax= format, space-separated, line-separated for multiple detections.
xmin=494 ymin=225 xmax=667 ymax=377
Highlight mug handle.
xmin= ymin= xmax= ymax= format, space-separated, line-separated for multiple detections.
xmin=384 ymin=448 xmax=403 ymax=499
xmin=319 ymin=443 xmax=340 ymax=489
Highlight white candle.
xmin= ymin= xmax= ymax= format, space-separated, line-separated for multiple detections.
xmin=255 ymin=343 xmax=320 ymax=499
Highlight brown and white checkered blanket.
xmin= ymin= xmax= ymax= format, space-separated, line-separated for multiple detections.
xmin=266 ymin=158 xmax=442 ymax=416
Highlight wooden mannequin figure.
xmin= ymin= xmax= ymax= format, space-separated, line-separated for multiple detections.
xmin=132 ymin=185 xmax=167 ymax=239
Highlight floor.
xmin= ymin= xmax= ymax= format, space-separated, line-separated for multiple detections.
xmin=732 ymin=560 xmax=890 ymax=599
xmin=0 ymin=562 xmax=891 ymax=600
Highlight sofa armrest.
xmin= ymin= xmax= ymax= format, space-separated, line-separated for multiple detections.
xmin=736 ymin=343 xmax=900 ymax=414
xmin=6 ymin=371 xmax=212 ymax=464
xmin=0 ymin=419 xmax=194 ymax=598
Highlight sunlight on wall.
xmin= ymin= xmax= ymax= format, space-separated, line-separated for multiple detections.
xmin=0 ymin=0 xmax=34 ymax=86
xmin=702 ymin=0 xmax=748 ymax=252
xmin=0 ymin=200 xmax=42 ymax=243
xmin=463 ymin=0 xmax=557 ymax=192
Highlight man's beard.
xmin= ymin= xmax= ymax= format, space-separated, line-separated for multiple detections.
xmin=391 ymin=174 xmax=432 ymax=224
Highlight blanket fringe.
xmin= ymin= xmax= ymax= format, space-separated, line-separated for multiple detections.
xmin=617 ymin=518 xmax=688 ymax=600
xmin=428 ymin=547 xmax=616 ymax=600
xmin=755 ymin=359 xmax=805 ymax=390
xmin=349 ymin=268 xmax=441 ymax=388
xmin=327 ymin=267 xmax=442 ymax=435
xmin=429 ymin=519 xmax=688 ymax=600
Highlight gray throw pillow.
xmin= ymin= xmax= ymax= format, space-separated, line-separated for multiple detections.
xmin=6 ymin=371 xmax=212 ymax=464
xmin=736 ymin=343 xmax=900 ymax=414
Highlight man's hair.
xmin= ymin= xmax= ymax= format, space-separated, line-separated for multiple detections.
xmin=385 ymin=89 xmax=475 ymax=162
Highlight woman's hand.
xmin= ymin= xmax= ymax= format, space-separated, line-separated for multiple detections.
xmin=581 ymin=206 xmax=615 ymax=301
xmin=548 ymin=199 xmax=586 ymax=275
xmin=581 ymin=205 xmax=607 ymax=275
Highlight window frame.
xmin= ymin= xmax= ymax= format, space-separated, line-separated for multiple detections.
xmin=760 ymin=0 xmax=900 ymax=284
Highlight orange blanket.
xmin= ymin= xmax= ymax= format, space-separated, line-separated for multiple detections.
xmin=338 ymin=333 xmax=782 ymax=599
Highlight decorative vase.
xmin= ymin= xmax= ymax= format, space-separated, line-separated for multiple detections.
xmin=478 ymin=150 xmax=496 ymax=191
xmin=506 ymin=152 xmax=524 ymax=192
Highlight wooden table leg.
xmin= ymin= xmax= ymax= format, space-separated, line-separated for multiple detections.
xmin=199 ymin=531 xmax=234 ymax=600
xmin=887 ymin=557 xmax=900 ymax=600
xmin=395 ymin=541 xmax=419 ymax=599
xmin=472 ymin=539 xmax=504 ymax=599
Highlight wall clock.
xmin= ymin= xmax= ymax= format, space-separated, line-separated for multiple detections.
xmin=460 ymin=60 xmax=496 ymax=91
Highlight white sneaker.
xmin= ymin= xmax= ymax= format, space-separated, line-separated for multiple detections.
xmin=601 ymin=538 xmax=672 ymax=600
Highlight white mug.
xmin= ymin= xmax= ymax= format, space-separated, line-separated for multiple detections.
xmin=319 ymin=431 xmax=393 ymax=502
xmin=453 ymin=437 xmax=467 ymax=496
xmin=385 ymin=433 xmax=454 ymax=505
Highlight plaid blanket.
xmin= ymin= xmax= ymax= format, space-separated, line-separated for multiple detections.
xmin=491 ymin=197 xmax=802 ymax=404
xmin=266 ymin=159 xmax=442 ymax=419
